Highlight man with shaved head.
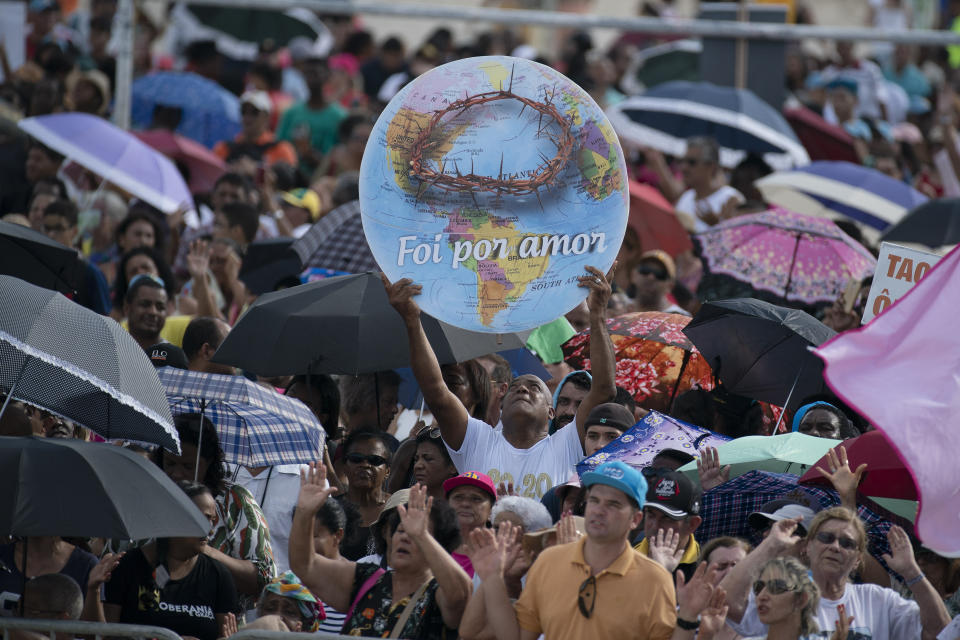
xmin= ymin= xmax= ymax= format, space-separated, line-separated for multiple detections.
xmin=384 ymin=266 xmax=616 ymax=499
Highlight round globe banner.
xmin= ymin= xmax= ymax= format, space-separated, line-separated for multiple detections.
xmin=360 ymin=56 xmax=628 ymax=333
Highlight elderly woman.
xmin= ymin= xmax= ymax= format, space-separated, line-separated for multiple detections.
xmin=255 ymin=571 xmax=323 ymax=632
xmin=490 ymin=496 xmax=553 ymax=535
xmin=290 ymin=464 xmax=471 ymax=639
xmin=721 ymin=507 xmax=950 ymax=640
xmin=444 ymin=472 xmax=497 ymax=578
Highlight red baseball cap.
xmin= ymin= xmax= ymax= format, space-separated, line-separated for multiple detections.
xmin=443 ymin=471 xmax=497 ymax=501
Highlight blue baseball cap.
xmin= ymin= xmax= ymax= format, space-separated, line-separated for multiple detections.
xmin=581 ymin=461 xmax=647 ymax=508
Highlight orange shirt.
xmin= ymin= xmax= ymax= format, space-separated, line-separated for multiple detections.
xmin=213 ymin=131 xmax=297 ymax=167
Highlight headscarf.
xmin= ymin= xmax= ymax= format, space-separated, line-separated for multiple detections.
xmin=791 ymin=401 xmax=838 ymax=433
xmin=552 ymin=370 xmax=592 ymax=408
xmin=262 ymin=571 xmax=325 ymax=630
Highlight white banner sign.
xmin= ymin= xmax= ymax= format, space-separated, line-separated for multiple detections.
xmin=862 ymin=242 xmax=941 ymax=323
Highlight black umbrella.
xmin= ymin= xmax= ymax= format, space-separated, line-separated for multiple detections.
xmin=212 ymin=271 xmax=529 ymax=376
xmin=0 ymin=436 xmax=209 ymax=539
xmin=238 ymin=237 xmax=302 ymax=295
xmin=0 ymin=221 xmax=81 ymax=296
xmin=682 ymin=298 xmax=836 ymax=412
xmin=0 ymin=275 xmax=178 ymax=452
xmin=291 ymin=201 xmax=380 ymax=274
xmin=880 ymin=198 xmax=960 ymax=248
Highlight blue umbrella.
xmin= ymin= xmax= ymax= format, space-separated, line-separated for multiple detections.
xmin=132 ymin=72 xmax=241 ymax=149
xmin=157 ymin=367 xmax=325 ymax=467
xmin=18 ymin=113 xmax=192 ymax=214
xmin=756 ymin=161 xmax=929 ymax=240
xmin=607 ymin=81 xmax=810 ymax=169
xmin=576 ymin=410 xmax=730 ymax=477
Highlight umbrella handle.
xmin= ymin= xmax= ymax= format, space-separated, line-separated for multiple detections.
xmin=195 ymin=399 xmax=207 ymax=482
xmin=0 ymin=357 xmax=28 ymax=423
xmin=774 ymin=361 xmax=806 ymax=432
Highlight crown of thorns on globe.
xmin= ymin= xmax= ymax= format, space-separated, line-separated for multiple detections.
xmin=407 ymin=71 xmax=575 ymax=202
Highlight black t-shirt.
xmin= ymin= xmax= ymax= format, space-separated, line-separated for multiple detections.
xmin=0 ymin=543 xmax=98 ymax=617
xmin=104 ymin=548 xmax=237 ymax=640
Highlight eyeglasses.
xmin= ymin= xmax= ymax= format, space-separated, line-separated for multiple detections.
xmin=415 ymin=427 xmax=442 ymax=443
xmin=753 ymin=578 xmax=796 ymax=596
xmin=635 ymin=265 xmax=668 ymax=281
xmin=345 ymin=452 xmax=388 ymax=467
xmin=128 ymin=273 xmax=165 ymax=288
xmin=577 ymin=575 xmax=596 ymax=618
xmin=815 ymin=531 xmax=859 ymax=550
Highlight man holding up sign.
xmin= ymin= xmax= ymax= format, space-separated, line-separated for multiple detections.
xmin=383 ymin=266 xmax=617 ymax=498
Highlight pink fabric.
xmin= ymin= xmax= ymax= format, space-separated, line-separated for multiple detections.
xmin=815 ymin=243 xmax=960 ymax=557
xmin=451 ymin=551 xmax=474 ymax=578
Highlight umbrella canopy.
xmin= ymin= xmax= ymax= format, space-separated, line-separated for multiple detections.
xmin=880 ymin=198 xmax=960 ymax=249
xmin=0 ymin=436 xmax=209 ymax=539
xmin=607 ymin=81 xmax=810 ymax=169
xmin=698 ymin=470 xmax=903 ymax=553
xmin=238 ymin=238 xmax=303 ymax=295
xmin=783 ymin=107 xmax=859 ymax=163
xmin=678 ymin=432 xmax=837 ymax=483
xmin=576 ymin=410 xmax=729 ymax=477
xmin=800 ymin=431 xmax=917 ymax=501
xmin=133 ymin=129 xmax=227 ymax=193
xmin=623 ymin=39 xmax=701 ymax=93
xmin=755 ymin=161 xmax=929 ymax=242
xmin=18 ymin=113 xmax=192 ymax=215
xmin=628 ymin=181 xmax=693 ymax=257
xmin=0 ymin=221 xmax=81 ymax=296
xmin=292 ymin=201 xmax=379 ymax=274
xmin=157 ymin=367 xmax=324 ymax=467
xmin=0 ymin=276 xmax=178 ymax=452
xmin=694 ymin=208 xmax=876 ymax=307
xmin=213 ymin=272 xmax=529 ymax=376
xmin=563 ymin=311 xmax=714 ymax=412
xmin=682 ymin=298 xmax=836 ymax=411
xmin=132 ymin=72 xmax=241 ymax=149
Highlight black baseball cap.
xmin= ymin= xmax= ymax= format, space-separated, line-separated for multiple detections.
xmin=584 ymin=403 xmax=635 ymax=433
xmin=146 ymin=342 xmax=189 ymax=369
xmin=644 ymin=470 xmax=702 ymax=518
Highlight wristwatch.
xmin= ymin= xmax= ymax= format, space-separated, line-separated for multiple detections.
xmin=676 ymin=616 xmax=700 ymax=630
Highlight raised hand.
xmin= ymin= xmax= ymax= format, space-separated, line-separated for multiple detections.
xmin=815 ymin=446 xmax=866 ymax=509
xmin=88 ymin=552 xmax=124 ymax=589
xmin=297 ymin=462 xmax=337 ymax=515
xmin=381 ymin=273 xmax=423 ymax=322
xmin=882 ymin=525 xmax=922 ymax=582
xmin=676 ymin=562 xmax=716 ymax=621
xmin=467 ymin=526 xmax=507 ymax=581
xmin=577 ymin=264 xmax=615 ymax=313
xmin=186 ymin=239 xmax=211 ymax=280
xmin=696 ymin=446 xmax=730 ymax=491
xmin=697 ymin=587 xmax=729 ymax=640
xmin=829 ymin=604 xmax=854 ymax=640
xmin=397 ymin=482 xmax=433 ymax=540
xmin=765 ymin=517 xmax=804 ymax=554
xmin=219 ymin=612 xmax=238 ymax=639
xmin=556 ymin=512 xmax=583 ymax=546
xmin=496 ymin=480 xmax=517 ymax=497
xmin=648 ymin=527 xmax=685 ymax=573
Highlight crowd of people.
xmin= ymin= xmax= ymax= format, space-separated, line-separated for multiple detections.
xmin=1 ymin=0 xmax=960 ymax=639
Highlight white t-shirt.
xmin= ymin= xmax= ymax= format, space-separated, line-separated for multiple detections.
xmin=444 ymin=417 xmax=582 ymax=499
xmin=731 ymin=582 xmax=923 ymax=640
xmin=674 ymin=186 xmax=745 ymax=233
xmin=231 ymin=463 xmax=304 ymax=574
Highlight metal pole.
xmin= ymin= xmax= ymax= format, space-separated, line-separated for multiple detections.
xmin=734 ymin=0 xmax=748 ymax=90
xmin=112 ymin=0 xmax=134 ymax=130
xmin=181 ymin=0 xmax=960 ymax=45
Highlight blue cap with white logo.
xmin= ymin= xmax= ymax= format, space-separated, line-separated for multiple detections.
xmin=581 ymin=461 xmax=647 ymax=508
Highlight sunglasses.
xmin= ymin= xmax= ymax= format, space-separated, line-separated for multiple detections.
xmin=416 ymin=427 xmax=442 ymax=442
xmin=577 ymin=575 xmax=596 ymax=618
xmin=753 ymin=578 xmax=796 ymax=596
xmin=635 ymin=265 xmax=668 ymax=281
xmin=345 ymin=452 xmax=388 ymax=467
xmin=815 ymin=531 xmax=859 ymax=550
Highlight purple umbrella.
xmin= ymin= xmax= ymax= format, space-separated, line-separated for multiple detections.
xmin=576 ymin=410 xmax=730 ymax=476
xmin=18 ymin=113 xmax=192 ymax=214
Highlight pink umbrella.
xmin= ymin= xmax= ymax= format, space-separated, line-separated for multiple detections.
xmin=134 ymin=129 xmax=226 ymax=194
xmin=694 ymin=208 xmax=876 ymax=307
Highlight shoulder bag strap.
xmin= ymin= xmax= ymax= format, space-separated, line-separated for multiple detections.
xmin=387 ymin=578 xmax=432 ymax=639
xmin=344 ymin=567 xmax=385 ymax=622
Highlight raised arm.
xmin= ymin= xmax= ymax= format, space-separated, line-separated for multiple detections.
xmin=398 ymin=484 xmax=473 ymax=629
xmin=882 ymin=526 xmax=950 ymax=640
xmin=288 ymin=462 xmax=357 ymax=613
xmin=383 ymin=274 xmax=470 ymax=449
xmin=461 ymin=526 xmax=525 ymax=640
xmin=574 ymin=265 xmax=617 ymax=448
xmin=718 ymin=518 xmax=802 ymax=623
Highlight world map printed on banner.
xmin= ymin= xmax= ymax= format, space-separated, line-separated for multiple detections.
xmin=360 ymin=56 xmax=629 ymax=333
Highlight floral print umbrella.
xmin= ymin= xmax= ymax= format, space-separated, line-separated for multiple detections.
xmin=695 ymin=208 xmax=876 ymax=308
xmin=562 ymin=311 xmax=714 ymax=412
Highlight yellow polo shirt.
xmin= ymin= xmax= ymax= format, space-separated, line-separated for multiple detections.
xmin=515 ymin=536 xmax=676 ymax=640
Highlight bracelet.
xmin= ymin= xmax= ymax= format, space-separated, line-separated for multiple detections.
xmin=905 ymin=573 xmax=925 ymax=587
xmin=676 ymin=616 xmax=700 ymax=630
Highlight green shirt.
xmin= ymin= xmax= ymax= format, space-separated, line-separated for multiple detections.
xmin=276 ymin=101 xmax=347 ymax=158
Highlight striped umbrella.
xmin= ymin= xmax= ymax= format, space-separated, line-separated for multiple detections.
xmin=755 ymin=161 xmax=929 ymax=243
xmin=157 ymin=367 xmax=325 ymax=467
